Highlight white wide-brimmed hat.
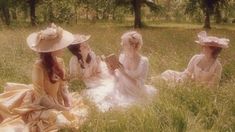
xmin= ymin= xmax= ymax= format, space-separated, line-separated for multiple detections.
xmin=70 ymin=34 xmax=91 ymax=45
xmin=27 ymin=23 xmax=74 ymax=52
xmin=195 ymin=31 xmax=229 ymax=48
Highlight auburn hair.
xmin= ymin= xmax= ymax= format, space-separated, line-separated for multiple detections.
xmin=210 ymin=46 xmax=222 ymax=59
xmin=67 ymin=44 xmax=91 ymax=69
xmin=40 ymin=52 xmax=65 ymax=83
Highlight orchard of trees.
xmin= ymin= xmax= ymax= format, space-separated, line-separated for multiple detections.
xmin=0 ymin=0 xmax=235 ymax=28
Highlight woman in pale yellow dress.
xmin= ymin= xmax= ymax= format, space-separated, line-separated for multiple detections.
xmin=160 ymin=31 xmax=230 ymax=87
xmin=0 ymin=24 xmax=88 ymax=131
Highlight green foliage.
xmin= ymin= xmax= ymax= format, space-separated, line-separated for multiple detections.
xmin=185 ymin=0 xmax=231 ymax=20
xmin=40 ymin=0 xmax=75 ymax=23
xmin=0 ymin=0 xmax=235 ymax=27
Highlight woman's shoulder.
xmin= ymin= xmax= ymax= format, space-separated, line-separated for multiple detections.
xmin=69 ymin=55 xmax=78 ymax=64
xmin=189 ymin=54 xmax=203 ymax=62
xmin=56 ymin=57 xmax=64 ymax=63
xmin=140 ymin=55 xmax=149 ymax=64
xmin=215 ymin=60 xmax=222 ymax=70
xmin=119 ymin=53 xmax=125 ymax=62
xmin=34 ymin=59 xmax=43 ymax=67
xmin=137 ymin=55 xmax=149 ymax=69
xmin=192 ymin=54 xmax=203 ymax=59
xmin=119 ymin=53 xmax=124 ymax=58
xmin=90 ymin=51 xmax=96 ymax=56
xmin=33 ymin=59 xmax=44 ymax=71
xmin=70 ymin=55 xmax=77 ymax=61
xmin=55 ymin=57 xmax=65 ymax=68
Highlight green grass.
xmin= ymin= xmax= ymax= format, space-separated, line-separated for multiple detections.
xmin=0 ymin=23 xmax=234 ymax=132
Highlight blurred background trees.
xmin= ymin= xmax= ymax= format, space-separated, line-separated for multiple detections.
xmin=0 ymin=0 xmax=234 ymax=28
xmin=185 ymin=0 xmax=232 ymax=28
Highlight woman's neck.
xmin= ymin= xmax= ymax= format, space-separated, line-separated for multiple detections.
xmin=198 ymin=54 xmax=216 ymax=71
xmin=202 ymin=54 xmax=216 ymax=63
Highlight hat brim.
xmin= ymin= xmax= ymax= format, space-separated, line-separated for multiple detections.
xmin=27 ymin=30 xmax=74 ymax=53
xmin=195 ymin=41 xmax=228 ymax=48
xmin=70 ymin=35 xmax=91 ymax=45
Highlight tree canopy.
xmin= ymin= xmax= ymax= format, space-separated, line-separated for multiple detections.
xmin=0 ymin=0 xmax=234 ymax=28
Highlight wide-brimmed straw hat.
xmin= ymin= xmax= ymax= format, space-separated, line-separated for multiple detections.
xmin=195 ymin=31 xmax=229 ymax=48
xmin=27 ymin=23 xmax=74 ymax=52
xmin=70 ymin=34 xmax=91 ymax=45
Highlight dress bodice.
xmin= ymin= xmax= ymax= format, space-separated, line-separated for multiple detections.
xmin=32 ymin=57 xmax=66 ymax=103
xmin=119 ymin=54 xmax=149 ymax=85
xmin=184 ymin=54 xmax=222 ymax=85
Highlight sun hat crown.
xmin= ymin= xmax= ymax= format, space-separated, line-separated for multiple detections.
xmin=33 ymin=23 xmax=63 ymax=47
xmin=71 ymin=34 xmax=91 ymax=45
xmin=27 ymin=23 xmax=74 ymax=52
xmin=196 ymin=31 xmax=229 ymax=48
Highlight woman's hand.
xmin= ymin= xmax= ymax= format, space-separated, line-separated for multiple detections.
xmin=63 ymin=95 xmax=72 ymax=108
xmin=61 ymin=85 xmax=72 ymax=107
xmin=117 ymin=62 xmax=125 ymax=73
xmin=40 ymin=96 xmax=70 ymax=111
xmin=117 ymin=63 xmax=138 ymax=85
xmin=53 ymin=104 xmax=70 ymax=111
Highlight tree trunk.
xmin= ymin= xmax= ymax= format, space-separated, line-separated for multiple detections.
xmin=29 ymin=0 xmax=36 ymax=26
xmin=112 ymin=7 xmax=116 ymax=20
xmin=74 ymin=4 xmax=78 ymax=24
xmin=11 ymin=8 xmax=17 ymax=20
xmin=48 ymin=2 xmax=53 ymax=22
xmin=165 ymin=0 xmax=171 ymax=21
xmin=85 ymin=1 xmax=89 ymax=20
xmin=203 ymin=10 xmax=211 ymax=29
xmin=1 ymin=6 xmax=11 ymax=25
xmin=215 ymin=7 xmax=222 ymax=24
xmin=132 ymin=0 xmax=142 ymax=28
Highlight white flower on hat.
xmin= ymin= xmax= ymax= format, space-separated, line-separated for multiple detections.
xmin=27 ymin=23 xmax=74 ymax=53
xmin=33 ymin=23 xmax=63 ymax=47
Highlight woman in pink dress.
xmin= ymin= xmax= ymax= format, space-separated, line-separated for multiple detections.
xmin=161 ymin=31 xmax=229 ymax=87
xmin=0 ymin=24 xmax=88 ymax=131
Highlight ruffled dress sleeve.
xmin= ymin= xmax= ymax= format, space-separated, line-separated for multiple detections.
xmin=208 ymin=61 xmax=222 ymax=86
xmin=69 ymin=56 xmax=82 ymax=80
xmin=182 ymin=54 xmax=201 ymax=79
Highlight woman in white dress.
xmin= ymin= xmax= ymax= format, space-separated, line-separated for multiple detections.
xmin=68 ymin=31 xmax=157 ymax=112
xmin=161 ymin=31 xmax=229 ymax=87
xmin=69 ymin=35 xmax=102 ymax=84
xmin=106 ymin=31 xmax=157 ymax=108
xmin=68 ymin=34 xmax=115 ymax=111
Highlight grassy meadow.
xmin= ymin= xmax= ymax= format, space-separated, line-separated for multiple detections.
xmin=0 ymin=23 xmax=234 ymax=132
